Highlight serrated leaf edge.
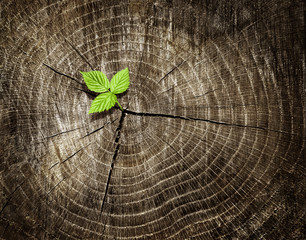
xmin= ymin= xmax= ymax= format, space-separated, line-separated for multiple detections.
xmin=110 ymin=68 xmax=130 ymax=94
xmin=88 ymin=92 xmax=117 ymax=114
xmin=80 ymin=71 xmax=110 ymax=93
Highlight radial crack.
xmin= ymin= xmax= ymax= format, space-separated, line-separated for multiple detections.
xmin=99 ymin=111 xmax=126 ymax=221
xmin=157 ymin=84 xmax=178 ymax=96
xmin=192 ymin=88 xmax=220 ymax=98
xmin=43 ymin=127 xmax=82 ymax=139
xmin=158 ymin=60 xmax=184 ymax=83
xmin=82 ymin=118 xmax=118 ymax=138
xmin=43 ymin=63 xmax=83 ymax=85
xmin=1 ymin=223 xmax=9 ymax=238
xmin=65 ymin=39 xmax=94 ymax=70
xmin=61 ymin=148 xmax=84 ymax=164
xmin=47 ymin=177 xmax=67 ymax=195
xmin=0 ymin=181 xmax=25 ymax=215
xmin=47 ymin=143 xmax=92 ymax=195
xmin=124 ymin=109 xmax=290 ymax=134
xmin=74 ymin=88 xmax=98 ymax=97
xmin=49 ymin=143 xmax=90 ymax=170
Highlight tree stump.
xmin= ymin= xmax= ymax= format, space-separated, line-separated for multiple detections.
xmin=0 ymin=0 xmax=304 ymax=239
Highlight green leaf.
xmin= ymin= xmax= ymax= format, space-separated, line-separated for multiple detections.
xmin=88 ymin=92 xmax=117 ymax=113
xmin=110 ymin=68 xmax=130 ymax=94
xmin=80 ymin=71 xmax=110 ymax=93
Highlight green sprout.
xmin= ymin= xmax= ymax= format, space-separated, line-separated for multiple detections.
xmin=80 ymin=68 xmax=130 ymax=113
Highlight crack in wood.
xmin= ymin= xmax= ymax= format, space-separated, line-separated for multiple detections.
xmin=43 ymin=63 xmax=83 ymax=85
xmin=65 ymin=39 xmax=94 ymax=70
xmin=192 ymin=88 xmax=220 ymax=98
xmin=54 ymin=102 xmax=62 ymax=118
xmin=44 ymin=64 xmax=283 ymax=135
xmin=48 ymin=143 xmax=91 ymax=170
xmin=0 ymin=181 xmax=25 ymax=215
xmin=1 ymin=222 xmax=9 ymax=238
xmin=157 ymin=84 xmax=178 ymax=95
xmin=99 ymin=111 xmax=126 ymax=224
xmin=43 ymin=127 xmax=82 ymax=139
xmin=74 ymin=88 xmax=98 ymax=97
xmin=47 ymin=143 xmax=92 ymax=195
xmin=82 ymin=118 xmax=118 ymax=139
xmin=47 ymin=177 xmax=67 ymax=195
xmin=124 ymin=109 xmax=291 ymax=134
xmin=157 ymin=60 xmax=185 ymax=83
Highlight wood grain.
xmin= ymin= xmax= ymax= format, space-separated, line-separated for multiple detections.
xmin=0 ymin=0 xmax=304 ymax=239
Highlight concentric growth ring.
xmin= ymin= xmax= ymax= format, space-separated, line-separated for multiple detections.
xmin=0 ymin=1 xmax=304 ymax=239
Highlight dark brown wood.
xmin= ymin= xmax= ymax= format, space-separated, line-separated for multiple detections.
xmin=0 ymin=0 xmax=304 ymax=239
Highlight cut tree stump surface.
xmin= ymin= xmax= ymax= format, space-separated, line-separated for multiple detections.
xmin=0 ymin=0 xmax=304 ymax=239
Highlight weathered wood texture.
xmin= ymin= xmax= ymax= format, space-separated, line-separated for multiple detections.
xmin=0 ymin=0 xmax=304 ymax=239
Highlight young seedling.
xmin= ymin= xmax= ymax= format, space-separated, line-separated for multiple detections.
xmin=80 ymin=68 xmax=130 ymax=113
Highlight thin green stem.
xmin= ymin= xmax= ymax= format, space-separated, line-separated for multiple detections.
xmin=116 ymin=100 xmax=123 ymax=111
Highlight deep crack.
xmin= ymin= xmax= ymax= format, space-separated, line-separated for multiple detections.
xmin=43 ymin=63 xmax=83 ymax=85
xmin=75 ymin=88 xmax=98 ymax=97
xmin=124 ymin=109 xmax=291 ymax=134
xmin=99 ymin=110 xmax=126 ymax=221
xmin=44 ymin=64 xmax=285 ymax=135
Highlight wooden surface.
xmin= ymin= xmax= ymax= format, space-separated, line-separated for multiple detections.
xmin=0 ymin=0 xmax=305 ymax=239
